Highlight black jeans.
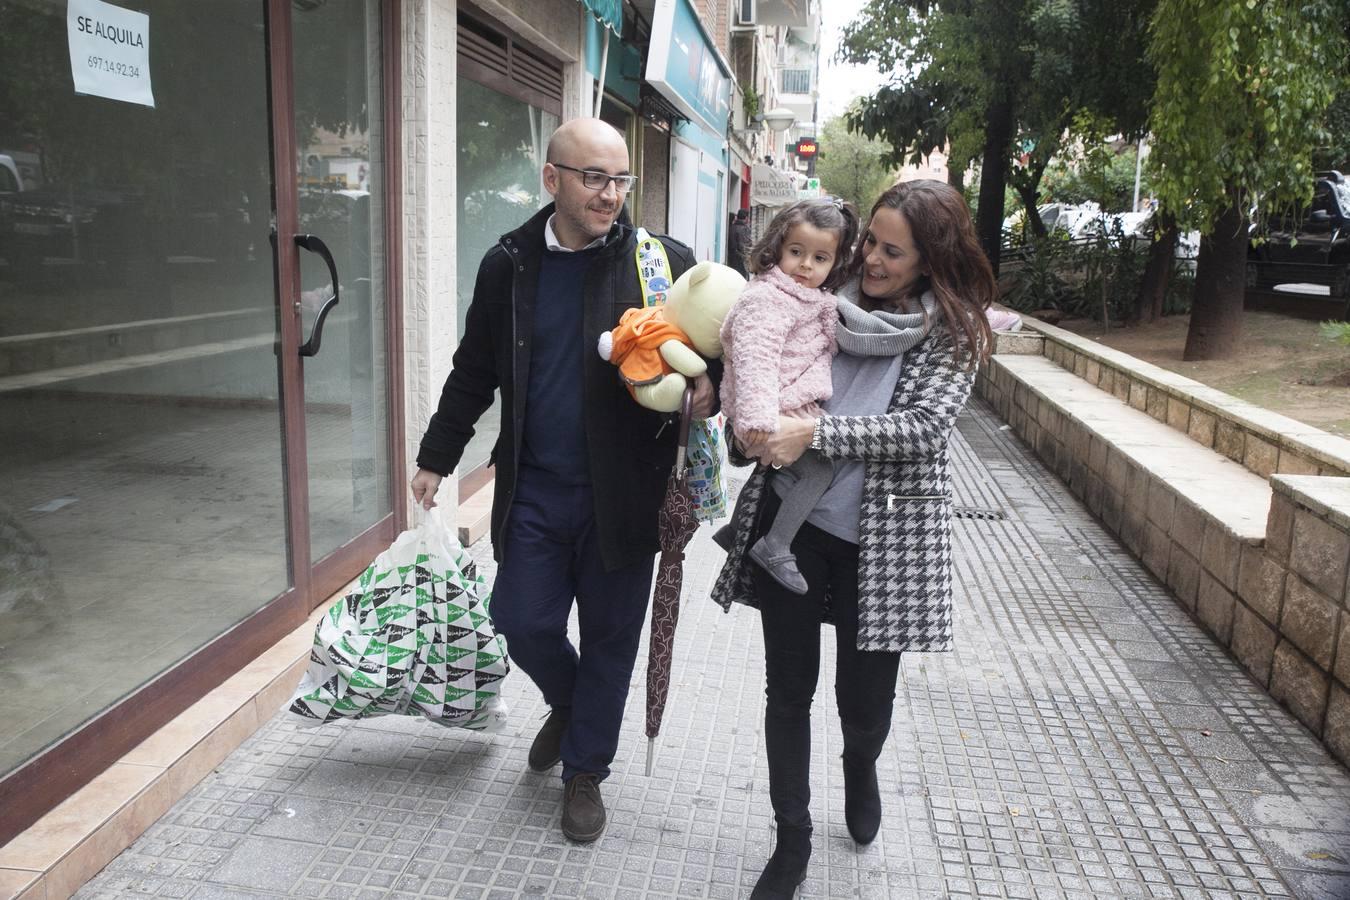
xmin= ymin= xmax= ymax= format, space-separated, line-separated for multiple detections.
xmin=753 ymin=489 xmax=901 ymax=830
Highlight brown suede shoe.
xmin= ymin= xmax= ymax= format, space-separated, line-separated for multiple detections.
xmin=561 ymin=773 xmax=606 ymax=842
xmin=527 ymin=708 xmax=569 ymax=772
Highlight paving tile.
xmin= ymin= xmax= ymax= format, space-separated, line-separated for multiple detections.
xmin=70 ymin=399 xmax=1350 ymax=899
xmin=207 ymin=835 xmax=323 ymax=893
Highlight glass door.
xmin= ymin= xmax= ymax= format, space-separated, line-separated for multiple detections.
xmin=287 ymin=0 xmax=393 ymax=571
xmin=0 ymin=0 xmax=399 ymax=842
xmin=0 ymin=0 xmax=290 ymax=779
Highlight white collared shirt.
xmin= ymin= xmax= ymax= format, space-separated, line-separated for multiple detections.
xmin=544 ymin=214 xmax=612 ymax=252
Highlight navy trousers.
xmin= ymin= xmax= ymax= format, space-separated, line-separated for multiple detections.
xmin=490 ymin=465 xmax=655 ymax=783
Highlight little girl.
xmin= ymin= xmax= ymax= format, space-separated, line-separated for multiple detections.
xmin=717 ymin=198 xmax=860 ymax=594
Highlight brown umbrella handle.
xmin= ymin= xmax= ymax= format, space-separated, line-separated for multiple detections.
xmin=676 ymin=386 xmax=694 ymax=468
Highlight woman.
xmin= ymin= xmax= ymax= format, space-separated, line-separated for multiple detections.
xmin=711 ymin=180 xmax=996 ymax=899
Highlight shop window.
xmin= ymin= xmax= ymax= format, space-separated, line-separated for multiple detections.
xmin=599 ymin=95 xmax=641 ymax=225
xmin=0 ymin=0 xmax=287 ymax=783
xmin=454 ymin=26 xmax=561 ymax=480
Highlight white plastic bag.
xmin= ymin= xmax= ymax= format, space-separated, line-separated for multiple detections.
xmin=288 ymin=507 xmax=510 ymax=731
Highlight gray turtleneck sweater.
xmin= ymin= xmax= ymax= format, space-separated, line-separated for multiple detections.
xmin=772 ymin=282 xmax=939 ymax=544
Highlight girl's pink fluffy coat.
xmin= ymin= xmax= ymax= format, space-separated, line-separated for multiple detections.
xmin=719 ymin=265 xmax=837 ymax=435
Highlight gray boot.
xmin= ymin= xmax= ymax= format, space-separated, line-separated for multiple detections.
xmin=749 ymin=535 xmax=808 ymax=594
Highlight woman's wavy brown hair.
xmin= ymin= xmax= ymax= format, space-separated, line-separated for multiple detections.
xmin=748 ymin=198 xmax=861 ymax=292
xmin=850 ymin=180 xmax=996 ymax=370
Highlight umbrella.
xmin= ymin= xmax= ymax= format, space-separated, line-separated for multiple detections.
xmin=645 ymin=387 xmax=700 ymax=776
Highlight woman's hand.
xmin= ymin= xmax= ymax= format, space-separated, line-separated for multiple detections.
xmin=755 ymin=415 xmax=816 ymax=468
xmin=738 ymin=427 xmax=773 ymax=447
xmin=785 ymin=402 xmax=824 ymax=420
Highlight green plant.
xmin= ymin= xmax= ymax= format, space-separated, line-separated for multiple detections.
xmin=1320 ymin=321 xmax=1350 ymax=346
xmin=1001 ymin=233 xmax=1077 ymax=312
xmin=742 ymin=86 xmax=761 ymax=121
xmin=1001 ymin=219 xmax=1195 ymax=321
xmin=1163 ymin=264 xmax=1194 ymax=316
xmin=1042 ymin=143 xmax=1147 ymax=209
xmin=1078 ymin=218 xmax=1147 ymax=323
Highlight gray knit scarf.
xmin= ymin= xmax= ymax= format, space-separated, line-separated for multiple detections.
xmin=834 ymin=277 xmax=939 ymax=356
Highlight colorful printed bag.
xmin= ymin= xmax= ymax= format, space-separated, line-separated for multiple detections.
xmin=685 ymin=415 xmax=729 ymax=521
xmin=288 ymin=507 xmax=510 ymax=730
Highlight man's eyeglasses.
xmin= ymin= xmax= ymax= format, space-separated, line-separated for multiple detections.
xmin=552 ymin=163 xmax=638 ymax=193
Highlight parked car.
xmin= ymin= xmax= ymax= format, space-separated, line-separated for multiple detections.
xmin=0 ymin=155 xmax=22 ymax=194
xmin=0 ymin=155 xmax=22 ymax=272
xmin=0 ymin=184 xmax=149 ymax=283
xmin=1247 ymin=171 xmax=1350 ymax=304
xmin=1039 ymin=202 xmax=1103 ymax=239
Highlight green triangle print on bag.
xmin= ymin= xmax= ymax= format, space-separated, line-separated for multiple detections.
xmin=288 ymin=507 xmax=510 ymax=731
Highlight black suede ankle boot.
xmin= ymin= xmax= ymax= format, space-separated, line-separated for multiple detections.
xmin=750 ymin=824 xmax=811 ymax=899
xmin=842 ymin=756 xmax=881 ymax=844
xmin=840 ymin=721 xmax=886 ymax=845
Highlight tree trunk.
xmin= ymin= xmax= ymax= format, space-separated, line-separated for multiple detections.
xmin=1183 ymin=201 xmax=1247 ymax=360
xmin=1133 ymin=213 xmax=1177 ymax=323
xmin=1009 ymin=153 xmax=1051 ymax=242
xmin=1018 ymin=183 xmax=1047 ymax=239
xmin=976 ymin=91 xmax=1014 ymax=275
xmin=948 ymin=166 xmax=965 ymax=193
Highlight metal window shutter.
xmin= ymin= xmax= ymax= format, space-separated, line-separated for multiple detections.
xmin=458 ymin=15 xmax=563 ymax=116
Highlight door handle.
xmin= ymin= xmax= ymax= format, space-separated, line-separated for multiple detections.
xmin=295 ymin=233 xmax=339 ymax=357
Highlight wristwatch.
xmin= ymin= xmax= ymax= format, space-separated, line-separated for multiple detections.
xmin=809 ymin=419 xmax=825 ymax=452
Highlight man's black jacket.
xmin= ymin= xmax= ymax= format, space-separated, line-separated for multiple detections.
xmin=416 ymin=203 xmax=710 ymax=572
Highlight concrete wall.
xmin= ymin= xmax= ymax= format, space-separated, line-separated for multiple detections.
xmin=1262 ymin=477 xmax=1350 ymax=765
xmin=402 ymin=0 xmax=459 ymax=524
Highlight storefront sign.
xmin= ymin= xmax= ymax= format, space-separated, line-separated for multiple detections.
xmin=68 ymin=0 xmax=155 ymax=108
xmin=751 ymin=164 xmax=796 ymax=206
xmin=645 ymin=0 xmax=731 ymax=136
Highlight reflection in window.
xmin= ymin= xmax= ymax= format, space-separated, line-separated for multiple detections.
xmin=453 ymin=78 xmax=557 ymax=477
xmin=456 ymin=80 xmax=556 ymax=339
xmin=0 ymin=0 xmax=287 ymax=779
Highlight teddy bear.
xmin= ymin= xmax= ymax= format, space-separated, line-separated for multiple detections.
xmin=597 ymin=261 xmax=747 ymax=412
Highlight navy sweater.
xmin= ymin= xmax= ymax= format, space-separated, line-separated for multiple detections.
xmin=519 ymin=248 xmax=598 ymax=483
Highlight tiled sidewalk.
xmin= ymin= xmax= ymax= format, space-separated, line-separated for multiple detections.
xmin=74 ymin=399 xmax=1350 ymax=899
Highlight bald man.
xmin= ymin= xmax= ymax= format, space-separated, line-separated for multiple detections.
xmin=411 ymin=119 xmax=715 ymax=842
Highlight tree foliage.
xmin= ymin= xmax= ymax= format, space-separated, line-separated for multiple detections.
xmin=838 ymin=0 xmax=1155 ymax=268
xmin=814 ymin=115 xmax=896 ymax=213
xmin=1145 ymin=0 xmax=1349 ymax=360
xmin=1041 ymin=130 xmax=1148 ymax=211
xmin=1315 ymin=94 xmax=1350 ymax=173
xmin=1147 ymin=0 xmax=1348 ymax=232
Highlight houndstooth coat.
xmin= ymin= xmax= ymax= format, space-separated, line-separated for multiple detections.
xmin=710 ymin=325 xmax=974 ymax=653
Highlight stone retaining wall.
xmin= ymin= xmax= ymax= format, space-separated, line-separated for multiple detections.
xmin=1022 ymin=320 xmax=1350 ymax=479
xmin=1263 ymin=477 xmax=1350 ymax=764
xmin=977 ymin=324 xmax=1350 ymax=767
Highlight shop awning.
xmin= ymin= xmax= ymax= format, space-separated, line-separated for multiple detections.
xmin=582 ymin=0 xmax=622 ymax=34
